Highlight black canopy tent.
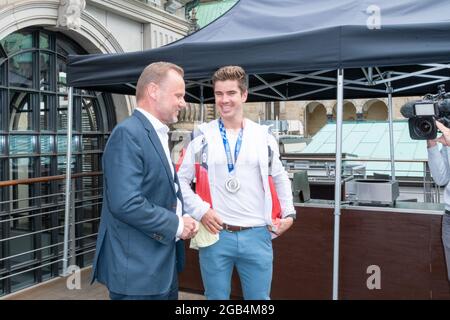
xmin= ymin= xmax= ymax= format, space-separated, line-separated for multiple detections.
xmin=65 ymin=0 xmax=450 ymax=299
xmin=67 ymin=0 xmax=450 ymax=102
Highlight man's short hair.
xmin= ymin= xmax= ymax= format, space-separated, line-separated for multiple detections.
xmin=212 ymin=66 xmax=247 ymax=93
xmin=136 ymin=62 xmax=184 ymax=101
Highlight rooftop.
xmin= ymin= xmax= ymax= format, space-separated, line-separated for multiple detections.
xmin=300 ymin=121 xmax=428 ymax=177
xmin=194 ymin=0 xmax=238 ymax=28
xmin=1 ymin=267 xmax=204 ymax=300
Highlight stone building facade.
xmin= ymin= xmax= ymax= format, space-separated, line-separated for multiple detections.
xmin=176 ymin=96 xmax=419 ymax=137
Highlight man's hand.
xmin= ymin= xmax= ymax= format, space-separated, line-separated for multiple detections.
xmin=180 ymin=215 xmax=198 ymax=240
xmin=273 ymin=217 xmax=294 ymax=236
xmin=435 ymin=120 xmax=450 ymax=146
xmin=200 ymin=208 xmax=223 ymax=234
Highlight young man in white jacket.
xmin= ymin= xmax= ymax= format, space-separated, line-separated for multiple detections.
xmin=427 ymin=120 xmax=450 ymax=282
xmin=178 ymin=66 xmax=296 ymax=300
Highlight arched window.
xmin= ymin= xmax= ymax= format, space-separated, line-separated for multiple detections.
xmin=332 ymin=101 xmax=357 ymax=121
xmin=363 ymin=99 xmax=388 ymax=121
xmin=0 ymin=28 xmax=116 ymax=295
xmin=306 ymin=102 xmax=327 ymax=137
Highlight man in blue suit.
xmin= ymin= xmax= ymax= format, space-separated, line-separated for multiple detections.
xmin=92 ymin=62 xmax=199 ymax=300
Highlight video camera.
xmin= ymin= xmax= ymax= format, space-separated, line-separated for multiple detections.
xmin=401 ymin=85 xmax=450 ymax=140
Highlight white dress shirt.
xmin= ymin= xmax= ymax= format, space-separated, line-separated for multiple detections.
xmin=135 ymin=108 xmax=184 ymax=238
xmin=212 ymin=129 xmax=266 ymax=226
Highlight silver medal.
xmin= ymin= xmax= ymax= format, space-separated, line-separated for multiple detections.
xmin=225 ymin=176 xmax=240 ymax=193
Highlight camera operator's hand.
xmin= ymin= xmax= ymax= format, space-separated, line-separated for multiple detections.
xmin=427 ymin=139 xmax=438 ymax=148
xmin=435 ymin=120 xmax=450 ymax=146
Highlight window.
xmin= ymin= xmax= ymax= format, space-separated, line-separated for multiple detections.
xmin=0 ymin=28 xmax=116 ymax=296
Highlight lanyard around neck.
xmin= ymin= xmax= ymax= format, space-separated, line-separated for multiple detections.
xmin=218 ymin=118 xmax=244 ymax=174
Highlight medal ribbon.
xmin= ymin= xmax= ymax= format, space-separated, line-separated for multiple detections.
xmin=218 ymin=118 xmax=243 ymax=174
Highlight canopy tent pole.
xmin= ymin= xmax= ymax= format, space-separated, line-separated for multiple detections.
xmin=200 ymin=85 xmax=204 ymax=122
xmin=332 ymin=69 xmax=344 ymax=300
xmin=62 ymin=86 xmax=74 ymax=276
xmin=387 ymin=74 xmax=396 ymax=180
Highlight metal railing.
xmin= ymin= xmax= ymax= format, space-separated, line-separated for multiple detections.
xmin=0 ymin=172 xmax=102 ymax=296
xmin=281 ymin=155 xmax=441 ymax=203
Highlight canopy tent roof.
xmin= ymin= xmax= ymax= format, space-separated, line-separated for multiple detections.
xmin=67 ymin=0 xmax=450 ymax=102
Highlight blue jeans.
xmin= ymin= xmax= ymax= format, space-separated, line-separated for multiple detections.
xmin=199 ymin=226 xmax=273 ymax=300
xmin=109 ymin=267 xmax=178 ymax=300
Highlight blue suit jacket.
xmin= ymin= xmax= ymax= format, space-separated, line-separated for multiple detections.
xmin=91 ymin=111 xmax=185 ymax=295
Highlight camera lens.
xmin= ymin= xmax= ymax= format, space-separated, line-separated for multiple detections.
xmin=409 ymin=116 xmax=437 ymax=140
xmin=419 ymin=120 xmax=432 ymax=134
